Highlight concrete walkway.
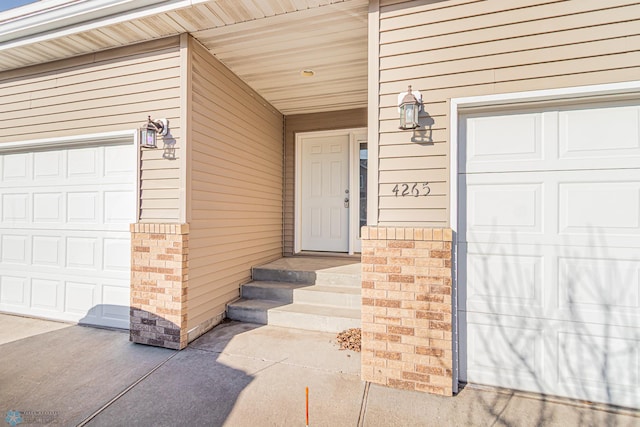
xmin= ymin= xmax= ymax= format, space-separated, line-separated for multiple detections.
xmin=0 ymin=315 xmax=637 ymax=426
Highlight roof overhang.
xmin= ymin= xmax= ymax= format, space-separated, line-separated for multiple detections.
xmin=0 ymin=0 xmax=368 ymax=115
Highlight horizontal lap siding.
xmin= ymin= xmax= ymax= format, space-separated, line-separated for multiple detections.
xmin=0 ymin=37 xmax=183 ymax=223
xmin=283 ymin=109 xmax=367 ymax=255
xmin=377 ymin=0 xmax=640 ymax=226
xmin=187 ymin=38 xmax=283 ymax=330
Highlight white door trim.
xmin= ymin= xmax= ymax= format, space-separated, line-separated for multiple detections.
xmin=294 ymin=128 xmax=367 ymax=255
xmin=0 ymin=130 xmax=138 ymax=153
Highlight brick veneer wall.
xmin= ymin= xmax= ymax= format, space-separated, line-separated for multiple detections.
xmin=130 ymin=223 xmax=189 ymax=350
xmin=361 ymin=226 xmax=453 ymax=396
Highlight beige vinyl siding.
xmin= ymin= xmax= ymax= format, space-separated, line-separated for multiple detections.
xmin=187 ymin=37 xmax=283 ymax=331
xmin=375 ymin=0 xmax=640 ymax=226
xmin=283 ymin=108 xmax=367 ymax=255
xmin=0 ymin=37 xmax=183 ymax=223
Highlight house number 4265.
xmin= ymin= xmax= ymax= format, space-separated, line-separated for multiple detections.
xmin=392 ymin=182 xmax=431 ymax=197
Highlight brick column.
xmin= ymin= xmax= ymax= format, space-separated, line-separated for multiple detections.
xmin=361 ymin=226 xmax=453 ymax=396
xmin=130 ymin=223 xmax=189 ymax=350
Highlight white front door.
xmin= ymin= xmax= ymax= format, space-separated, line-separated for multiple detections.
xmin=458 ymin=100 xmax=640 ymax=410
xmin=299 ymin=133 xmax=350 ymax=252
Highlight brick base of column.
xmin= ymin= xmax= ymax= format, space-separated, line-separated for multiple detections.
xmin=361 ymin=226 xmax=453 ymax=396
xmin=130 ymin=223 xmax=188 ymax=350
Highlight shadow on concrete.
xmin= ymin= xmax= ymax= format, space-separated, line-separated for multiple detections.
xmin=0 ymin=319 xmax=174 ymax=426
xmin=84 ymin=321 xmax=260 ymax=427
xmin=0 ymin=314 xmax=258 ymax=427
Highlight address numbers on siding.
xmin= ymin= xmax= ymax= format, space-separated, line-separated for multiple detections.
xmin=392 ymin=182 xmax=431 ymax=197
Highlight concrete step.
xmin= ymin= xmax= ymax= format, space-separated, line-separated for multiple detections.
xmin=227 ymin=299 xmax=284 ymax=325
xmin=315 ymin=264 xmax=362 ymax=288
xmin=268 ymin=303 xmax=361 ymax=333
xmin=252 ymin=267 xmax=315 ymax=284
xmin=241 ymin=281 xmax=308 ymax=303
xmin=293 ymin=285 xmax=361 ymax=309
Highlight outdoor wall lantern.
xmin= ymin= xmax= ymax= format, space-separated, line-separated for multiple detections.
xmin=397 ymin=85 xmax=422 ymax=130
xmin=139 ymin=116 xmax=168 ymax=148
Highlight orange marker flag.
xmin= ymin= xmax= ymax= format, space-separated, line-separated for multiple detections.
xmin=306 ymin=386 xmax=309 ymax=427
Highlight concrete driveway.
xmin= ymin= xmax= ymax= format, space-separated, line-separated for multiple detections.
xmin=0 ymin=314 xmax=637 ymax=426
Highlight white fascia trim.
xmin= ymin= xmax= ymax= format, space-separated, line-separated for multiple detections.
xmin=0 ymin=0 xmax=210 ymax=51
xmin=0 ymin=129 xmax=137 ymax=153
xmin=449 ymin=79 xmax=640 ymax=230
xmin=451 ymin=80 xmax=640 ymax=111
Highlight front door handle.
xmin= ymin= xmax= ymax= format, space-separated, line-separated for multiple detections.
xmin=344 ymin=197 xmax=350 ymax=208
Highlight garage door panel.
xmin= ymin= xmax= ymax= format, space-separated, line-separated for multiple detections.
xmin=461 ymin=313 xmax=639 ymax=408
xmin=67 ymin=236 xmax=98 ymax=269
xmin=559 ymin=105 xmax=640 ymax=159
xmin=33 ymin=192 xmax=63 ymax=222
xmin=32 ymin=235 xmax=61 ymax=266
xmin=1 ymin=152 xmax=29 ymax=181
xmin=557 ymin=330 xmax=639 ymax=390
xmin=105 ymin=144 xmax=136 ymax=175
xmin=101 ymin=285 xmax=130 ymax=322
xmin=105 ymin=190 xmax=136 ymax=222
xmin=463 ymin=169 xmax=640 ymax=248
xmin=464 ymin=243 xmax=640 ymax=327
xmin=0 ymin=276 xmax=27 ymax=305
xmin=67 ymin=191 xmax=99 ymax=223
xmin=68 ymin=147 xmax=98 ymax=178
xmin=65 ymin=281 xmax=96 ymax=315
xmin=460 ymin=313 xmax=545 ymax=388
xmin=554 ymin=322 xmax=639 ymax=409
xmin=34 ymin=150 xmax=62 ymax=179
xmin=557 ymin=253 xmax=640 ymax=327
xmin=31 ymin=278 xmax=61 ymax=311
xmin=460 ymin=244 xmax=544 ymax=318
xmin=466 ymin=182 xmax=542 ymax=231
xmin=461 ymin=112 xmax=543 ymax=169
xmin=1 ymin=271 xmax=130 ymax=328
xmin=460 ymin=172 xmax=551 ymax=244
xmin=464 ymin=103 xmax=640 ymax=173
xmin=1 ymin=234 xmax=27 ymax=263
xmin=459 ymin=101 xmax=640 ymax=409
xmin=0 ymin=141 xmax=134 ymax=329
xmin=2 ymin=193 xmax=28 ymax=222
xmin=559 ymin=180 xmax=640 ymax=233
xmin=103 ymin=237 xmax=131 ymax=272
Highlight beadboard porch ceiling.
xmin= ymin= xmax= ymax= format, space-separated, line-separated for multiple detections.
xmin=0 ymin=0 xmax=368 ymax=115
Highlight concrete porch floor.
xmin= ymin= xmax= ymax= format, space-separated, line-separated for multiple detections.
xmin=255 ymin=255 xmax=361 ymax=273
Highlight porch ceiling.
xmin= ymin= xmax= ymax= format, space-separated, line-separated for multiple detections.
xmin=0 ymin=0 xmax=368 ymax=115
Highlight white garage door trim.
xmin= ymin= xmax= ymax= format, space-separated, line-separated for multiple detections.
xmin=450 ymin=81 xmax=640 ymax=409
xmin=0 ymin=130 xmax=138 ymax=329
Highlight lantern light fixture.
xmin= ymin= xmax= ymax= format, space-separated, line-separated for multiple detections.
xmin=397 ymin=85 xmax=422 ymax=130
xmin=139 ymin=116 xmax=168 ymax=149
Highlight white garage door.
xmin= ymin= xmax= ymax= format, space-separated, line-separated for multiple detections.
xmin=458 ymin=100 xmax=640 ymax=409
xmin=0 ymin=140 xmax=135 ymax=329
